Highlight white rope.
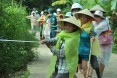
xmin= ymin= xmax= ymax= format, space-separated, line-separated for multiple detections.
xmin=0 ymin=39 xmax=39 ymax=43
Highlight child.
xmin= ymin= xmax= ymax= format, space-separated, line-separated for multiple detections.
xmin=41 ymin=17 xmax=81 ymax=78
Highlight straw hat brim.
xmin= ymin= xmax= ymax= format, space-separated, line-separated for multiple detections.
xmin=94 ymin=14 xmax=105 ymax=19
xmin=90 ymin=5 xmax=106 ymax=13
xmin=58 ymin=17 xmax=81 ymax=29
xmin=75 ymin=9 xmax=95 ymax=21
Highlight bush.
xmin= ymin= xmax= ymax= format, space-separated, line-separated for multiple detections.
xmin=0 ymin=2 xmax=39 ymax=77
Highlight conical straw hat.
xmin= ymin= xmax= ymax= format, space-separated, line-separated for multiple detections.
xmin=58 ymin=17 xmax=81 ymax=29
xmin=94 ymin=10 xmax=105 ymax=19
xmin=90 ymin=4 xmax=105 ymax=13
xmin=75 ymin=9 xmax=95 ymax=20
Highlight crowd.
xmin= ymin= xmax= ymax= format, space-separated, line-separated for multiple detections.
xmin=27 ymin=3 xmax=113 ymax=78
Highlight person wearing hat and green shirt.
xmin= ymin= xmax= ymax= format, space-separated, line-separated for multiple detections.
xmin=75 ymin=9 xmax=101 ymax=78
xmin=41 ymin=17 xmax=81 ymax=78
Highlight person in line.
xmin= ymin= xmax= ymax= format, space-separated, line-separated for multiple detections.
xmin=44 ymin=14 xmax=51 ymax=39
xmin=48 ymin=8 xmax=57 ymax=38
xmin=71 ymin=2 xmax=83 ymax=16
xmin=93 ymin=10 xmax=113 ymax=77
xmin=71 ymin=2 xmax=83 ymax=74
xmin=41 ymin=17 xmax=81 ymax=78
xmin=87 ymin=5 xmax=106 ymax=78
xmin=38 ymin=11 xmax=45 ymax=39
xmin=26 ymin=11 xmax=38 ymax=35
xmin=75 ymin=9 xmax=101 ymax=78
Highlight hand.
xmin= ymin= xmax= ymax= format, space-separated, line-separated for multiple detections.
xmin=90 ymin=36 xmax=95 ymax=42
xmin=55 ymin=30 xmax=61 ymax=33
xmin=46 ymin=43 xmax=52 ymax=48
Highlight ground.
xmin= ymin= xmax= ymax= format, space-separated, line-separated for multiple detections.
xmin=28 ymin=32 xmax=117 ymax=78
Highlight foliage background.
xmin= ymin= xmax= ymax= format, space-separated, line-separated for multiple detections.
xmin=0 ymin=0 xmax=38 ymax=77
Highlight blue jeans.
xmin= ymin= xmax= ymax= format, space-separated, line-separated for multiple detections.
xmin=50 ymin=27 xmax=57 ymax=38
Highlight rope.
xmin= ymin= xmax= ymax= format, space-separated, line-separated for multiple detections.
xmin=0 ymin=39 xmax=39 ymax=43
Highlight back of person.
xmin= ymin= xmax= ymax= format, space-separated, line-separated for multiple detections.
xmin=50 ymin=14 xmax=57 ymax=27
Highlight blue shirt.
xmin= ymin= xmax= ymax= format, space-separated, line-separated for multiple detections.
xmin=78 ymin=31 xmax=90 ymax=55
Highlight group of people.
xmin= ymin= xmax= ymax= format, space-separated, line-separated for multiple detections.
xmin=26 ymin=7 xmax=64 ymax=40
xmin=29 ymin=3 xmax=113 ymax=78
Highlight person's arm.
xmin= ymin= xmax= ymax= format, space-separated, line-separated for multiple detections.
xmin=41 ymin=37 xmax=58 ymax=45
xmin=50 ymin=46 xmax=65 ymax=58
xmin=94 ymin=21 xmax=108 ymax=36
xmin=26 ymin=15 xmax=31 ymax=19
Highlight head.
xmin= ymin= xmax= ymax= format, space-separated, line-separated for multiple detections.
xmin=32 ymin=13 xmax=36 ymax=16
xmin=31 ymin=11 xmax=36 ymax=16
xmin=44 ymin=10 xmax=48 ymax=15
xmin=64 ymin=22 xmax=78 ymax=33
xmin=71 ymin=3 xmax=83 ymax=15
xmin=79 ymin=14 xmax=91 ymax=24
xmin=90 ymin=5 xmax=106 ymax=14
xmin=48 ymin=8 xmax=54 ymax=14
xmin=33 ymin=8 xmax=36 ymax=11
xmin=58 ymin=17 xmax=81 ymax=32
xmin=41 ymin=11 xmax=44 ymax=15
xmin=58 ymin=14 xmax=64 ymax=20
xmin=94 ymin=10 xmax=104 ymax=23
xmin=75 ymin=9 xmax=95 ymax=24
xmin=57 ymin=8 xmax=61 ymax=14
xmin=36 ymin=11 xmax=38 ymax=14
xmin=64 ymin=12 xmax=72 ymax=18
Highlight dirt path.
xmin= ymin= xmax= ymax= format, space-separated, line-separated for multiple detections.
xmin=28 ymin=44 xmax=52 ymax=78
xmin=28 ymin=33 xmax=117 ymax=78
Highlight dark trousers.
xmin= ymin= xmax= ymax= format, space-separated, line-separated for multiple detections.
xmin=39 ymin=26 xmax=43 ymax=39
xmin=90 ymin=55 xmax=102 ymax=78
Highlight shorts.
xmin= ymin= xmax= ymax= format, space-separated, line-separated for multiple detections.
xmin=78 ymin=54 xmax=89 ymax=64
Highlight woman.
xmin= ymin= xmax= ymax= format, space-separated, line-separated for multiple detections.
xmin=41 ymin=17 xmax=81 ymax=78
xmin=93 ymin=10 xmax=113 ymax=76
xmin=75 ymin=9 xmax=96 ymax=78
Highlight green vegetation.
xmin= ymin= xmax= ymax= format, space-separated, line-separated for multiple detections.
xmin=0 ymin=1 xmax=38 ymax=78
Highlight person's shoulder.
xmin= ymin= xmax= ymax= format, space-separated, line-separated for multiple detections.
xmin=101 ymin=19 xmax=108 ymax=23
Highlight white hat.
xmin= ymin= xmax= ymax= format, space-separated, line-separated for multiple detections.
xmin=71 ymin=3 xmax=83 ymax=10
xmin=41 ymin=11 xmax=44 ymax=15
xmin=94 ymin=10 xmax=105 ymax=18
xmin=65 ymin=12 xmax=72 ymax=17
xmin=31 ymin=11 xmax=36 ymax=15
xmin=54 ymin=13 xmax=57 ymax=16
xmin=57 ymin=8 xmax=61 ymax=12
